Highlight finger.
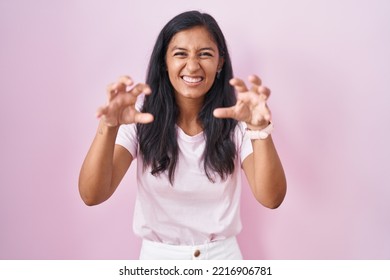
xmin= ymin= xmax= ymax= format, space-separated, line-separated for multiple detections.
xmin=106 ymin=82 xmax=126 ymax=101
xmin=129 ymin=83 xmax=152 ymax=96
xmin=257 ymin=86 xmax=271 ymax=100
xmin=134 ymin=112 xmax=154 ymax=124
xmin=248 ymin=75 xmax=262 ymax=86
xmin=96 ymin=105 xmax=108 ymax=118
xmin=248 ymin=74 xmax=262 ymax=93
xmin=230 ymin=78 xmax=248 ymax=93
xmin=106 ymin=83 xmax=117 ymax=101
xmin=106 ymin=83 xmax=151 ymax=109
xmin=118 ymin=76 xmax=134 ymax=94
xmin=110 ymin=84 xmax=150 ymax=108
xmin=236 ymin=91 xmax=260 ymax=104
xmin=265 ymin=112 xmax=272 ymax=122
xmin=118 ymin=75 xmax=134 ymax=87
xmin=213 ymin=106 xmax=236 ymax=119
xmin=263 ymin=105 xmax=272 ymax=122
xmin=258 ymin=104 xmax=272 ymax=122
xmin=107 ymin=82 xmax=126 ymax=93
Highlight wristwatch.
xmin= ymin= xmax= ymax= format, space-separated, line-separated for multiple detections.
xmin=245 ymin=122 xmax=274 ymax=140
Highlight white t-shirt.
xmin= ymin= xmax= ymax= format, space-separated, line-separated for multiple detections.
xmin=116 ymin=121 xmax=253 ymax=245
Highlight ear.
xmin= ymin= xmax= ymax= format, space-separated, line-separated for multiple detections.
xmin=217 ymin=57 xmax=224 ymax=72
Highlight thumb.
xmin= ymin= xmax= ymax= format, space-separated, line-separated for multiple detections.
xmin=213 ymin=107 xmax=235 ymax=119
xmin=134 ymin=112 xmax=154 ymax=124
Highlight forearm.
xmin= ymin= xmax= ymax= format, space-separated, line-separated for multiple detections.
xmin=250 ymin=136 xmax=287 ymax=208
xmin=78 ymin=121 xmax=119 ymax=205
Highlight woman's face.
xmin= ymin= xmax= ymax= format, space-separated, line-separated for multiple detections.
xmin=165 ymin=26 xmax=223 ymax=102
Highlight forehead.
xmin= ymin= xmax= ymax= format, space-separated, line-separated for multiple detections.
xmin=168 ymin=26 xmax=218 ymax=49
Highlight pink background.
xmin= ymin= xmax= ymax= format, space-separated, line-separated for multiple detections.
xmin=1 ymin=0 xmax=389 ymax=259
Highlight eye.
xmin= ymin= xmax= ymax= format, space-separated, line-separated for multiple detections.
xmin=199 ymin=52 xmax=213 ymax=58
xmin=173 ymin=52 xmax=187 ymax=57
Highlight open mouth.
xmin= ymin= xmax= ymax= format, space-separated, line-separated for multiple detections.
xmin=181 ymin=75 xmax=204 ymax=84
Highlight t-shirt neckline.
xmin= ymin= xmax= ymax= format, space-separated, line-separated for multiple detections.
xmin=176 ymin=125 xmax=204 ymax=142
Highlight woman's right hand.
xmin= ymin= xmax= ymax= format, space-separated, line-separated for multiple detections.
xmin=96 ymin=75 xmax=154 ymax=127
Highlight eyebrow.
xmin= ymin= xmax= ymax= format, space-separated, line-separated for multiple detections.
xmin=170 ymin=46 xmax=216 ymax=52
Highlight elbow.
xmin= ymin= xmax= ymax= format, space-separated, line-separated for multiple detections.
xmin=79 ymin=190 xmax=100 ymax=206
xmin=78 ymin=173 xmax=109 ymax=206
xmin=256 ymin=196 xmax=284 ymax=209
xmin=78 ymin=183 xmax=104 ymax=207
xmin=255 ymin=182 xmax=287 ymax=209
xmin=81 ymin=196 xmax=101 ymax=207
xmin=262 ymin=198 xmax=284 ymax=209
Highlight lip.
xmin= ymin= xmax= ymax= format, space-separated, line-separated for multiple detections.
xmin=181 ymin=75 xmax=204 ymax=86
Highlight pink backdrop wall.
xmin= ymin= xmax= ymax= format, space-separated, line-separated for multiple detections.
xmin=1 ymin=0 xmax=389 ymax=259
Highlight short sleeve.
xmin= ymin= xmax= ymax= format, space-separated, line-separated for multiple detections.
xmin=236 ymin=122 xmax=253 ymax=164
xmin=115 ymin=123 xmax=138 ymax=158
xmin=114 ymin=95 xmax=145 ymax=158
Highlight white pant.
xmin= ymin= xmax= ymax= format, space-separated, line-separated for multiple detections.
xmin=139 ymin=236 xmax=243 ymax=260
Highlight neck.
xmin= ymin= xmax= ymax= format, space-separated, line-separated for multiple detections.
xmin=175 ymin=96 xmax=204 ymax=136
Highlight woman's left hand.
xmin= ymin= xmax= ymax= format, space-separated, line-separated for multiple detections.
xmin=213 ymin=75 xmax=271 ymax=129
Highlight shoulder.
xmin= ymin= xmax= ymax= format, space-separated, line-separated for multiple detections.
xmin=233 ymin=121 xmax=247 ymax=141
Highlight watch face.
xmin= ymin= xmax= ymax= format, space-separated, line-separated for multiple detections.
xmin=259 ymin=131 xmax=269 ymax=139
xmin=246 ymin=122 xmax=273 ymax=139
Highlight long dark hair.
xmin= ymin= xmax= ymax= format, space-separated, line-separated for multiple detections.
xmin=137 ymin=10 xmax=237 ymax=183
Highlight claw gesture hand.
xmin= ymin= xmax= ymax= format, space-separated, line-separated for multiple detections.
xmin=213 ymin=75 xmax=271 ymax=129
xmin=96 ymin=76 xmax=154 ymax=127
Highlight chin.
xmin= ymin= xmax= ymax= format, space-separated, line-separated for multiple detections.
xmin=180 ymin=91 xmax=207 ymax=99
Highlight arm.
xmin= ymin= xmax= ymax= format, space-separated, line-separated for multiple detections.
xmin=78 ymin=76 xmax=153 ymax=206
xmin=78 ymin=121 xmax=133 ymax=206
xmin=242 ymin=136 xmax=286 ymax=208
xmin=214 ymin=75 xmax=287 ymax=208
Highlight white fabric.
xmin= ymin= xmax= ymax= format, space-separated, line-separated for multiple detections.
xmin=139 ymin=236 xmax=242 ymax=260
xmin=115 ymin=121 xmax=252 ymax=246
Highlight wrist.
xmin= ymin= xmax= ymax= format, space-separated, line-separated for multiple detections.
xmin=246 ymin=121 xmax=270 ymax=131
xmin=245 ymin=121 xmax=274 ymax=140
xmin=98 ymin=120 xmax=120 ymax=135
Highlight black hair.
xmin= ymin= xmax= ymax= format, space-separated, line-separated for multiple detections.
xmin=137 ymin=10 xmax=237 ymax=183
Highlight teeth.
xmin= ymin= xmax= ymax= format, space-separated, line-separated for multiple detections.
xmin=182 ymin=76 xmax=203 ymax=83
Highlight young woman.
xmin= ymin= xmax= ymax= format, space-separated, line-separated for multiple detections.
xmin=79 ymin=10 xmax=286 ymax=260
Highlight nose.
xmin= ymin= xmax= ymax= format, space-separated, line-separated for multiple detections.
xmin=186 ymin=57 xmax=200 ymax=73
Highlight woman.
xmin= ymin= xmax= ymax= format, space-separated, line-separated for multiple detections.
xmin=79 ymin=10 xmax=286 ymax=260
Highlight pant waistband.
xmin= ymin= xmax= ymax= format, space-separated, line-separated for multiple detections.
xmin=139 ymin=236 xmax=242 ymax=260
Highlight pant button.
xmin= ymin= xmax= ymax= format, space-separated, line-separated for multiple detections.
xmin=193 ymin=249 xmax=201 ymax=257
